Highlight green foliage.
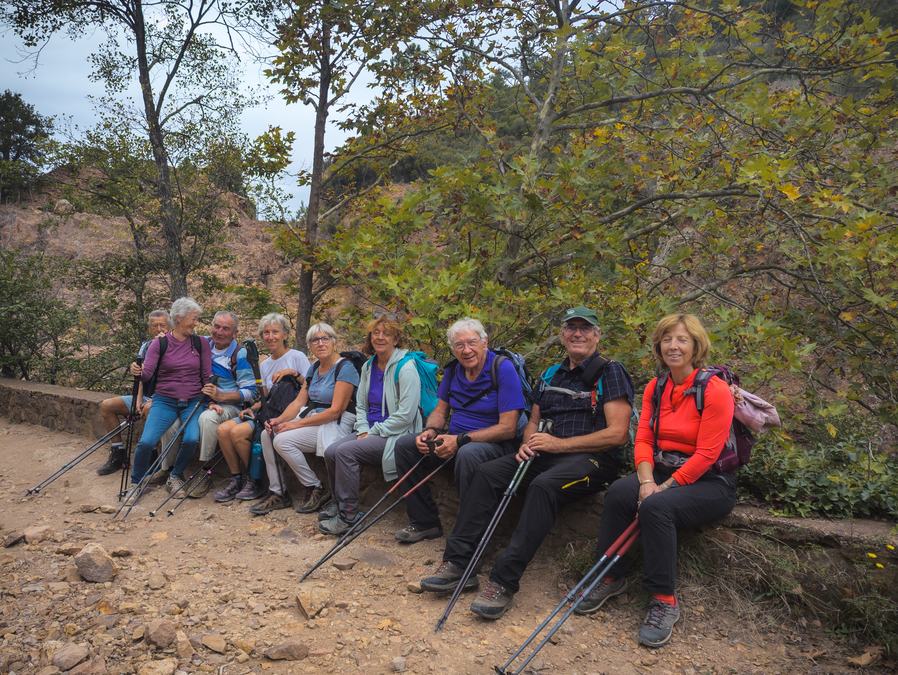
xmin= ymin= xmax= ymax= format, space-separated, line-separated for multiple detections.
xmin=0 ymin=250 xmax=77 ymax=382
xmin=0 ymin=90 xmax=53 ymax=202
xmin=741 ymin=423 xmax=898 ymax=520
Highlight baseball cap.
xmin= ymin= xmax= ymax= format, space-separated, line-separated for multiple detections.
xmin=562 ymin=306 xmax=600 ymax=327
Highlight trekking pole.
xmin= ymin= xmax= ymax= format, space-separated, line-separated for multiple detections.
xmin=434 ymin=419 xmax=552 ymax=633
xmin=163 ymin=452 xmax=225 ymax=517
xmin=119 ymin=354 xmax=144 ymax=500
xmin=115 ymin=394 xmax=207 ymax=520
xmin=300 ymin=453 xmax=450 ymax=582
xmin=495 ymin=518 xmax=640 ymax=675
xmin=26 ymin=420 xmax=130 ymax=495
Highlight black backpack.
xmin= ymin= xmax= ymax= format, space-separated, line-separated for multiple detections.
xmin=143 ymin=334 xmax=204 ymax=397
xmin=307 ymin=350 xmax=366 ymax=415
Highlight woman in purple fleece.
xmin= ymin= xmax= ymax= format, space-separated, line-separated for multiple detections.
xmin=130 ymin=297 xmax=212 ymax=494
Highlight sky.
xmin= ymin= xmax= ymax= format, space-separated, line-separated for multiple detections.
xmin=0 ymin=22 xmax=374 ymax=215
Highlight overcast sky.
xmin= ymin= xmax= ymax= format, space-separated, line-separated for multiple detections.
xmin=0 ymin=23 xmax=374 ymax=215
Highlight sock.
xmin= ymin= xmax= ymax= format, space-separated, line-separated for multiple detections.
xmin=653 ymin=593 xmax=677 ymax=606
xmin=231 ymin=473 xmax=241 ymax=478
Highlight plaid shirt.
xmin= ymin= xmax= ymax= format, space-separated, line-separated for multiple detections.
xmin=535 ymin=353 xmax=634 ymax=441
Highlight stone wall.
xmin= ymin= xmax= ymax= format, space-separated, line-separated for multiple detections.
xmin=0 ymin=378 xmax=109 ymax=439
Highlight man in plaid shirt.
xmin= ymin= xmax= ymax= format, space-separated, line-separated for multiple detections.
xmin=419 ymin=307 xmax=634 ymax=620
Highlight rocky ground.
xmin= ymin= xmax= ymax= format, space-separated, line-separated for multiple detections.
xmin=0 ymin=418 xmax=888 ymax=674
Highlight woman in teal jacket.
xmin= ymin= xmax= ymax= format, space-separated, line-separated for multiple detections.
xmin=321 ymin=315 xmax=422 ymax=535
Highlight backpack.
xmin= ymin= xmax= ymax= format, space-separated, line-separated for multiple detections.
xmin=241 ymin=338 xmax=262 ymax=407
xmin=394 ymin=351 xmax=440 ymax=418
xmin=308 ymin=350 xmax=367 ymax=415
xmin=648 ymin=366 xmax=780 ymax=474
xmin=144 ymin=333 xmax=204 ymax=397
xmin=539 ymin=356 xmax=638 ymax=442
xmin=444 ymin=348 xmax=534 ymax=411
xmin=256 ymin=375 xmax=303 ymax=427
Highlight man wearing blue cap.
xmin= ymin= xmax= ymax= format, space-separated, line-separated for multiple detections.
xmin=418 ymin=306 xmax=634 ymax=620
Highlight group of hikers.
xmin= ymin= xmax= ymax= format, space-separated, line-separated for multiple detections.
xmin=97 ymin=297 xmax=751 ymax=649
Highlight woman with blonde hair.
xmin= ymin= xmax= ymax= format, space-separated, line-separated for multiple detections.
xmin=575 ymin=313 xmax=736 ymax=648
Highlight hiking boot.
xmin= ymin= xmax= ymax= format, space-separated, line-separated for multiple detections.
xmin=395 ymin=523 xmax=443 ymax=544
xmin=187 ymin=472 xmax=212 ymax=499
xmin=638 ymin=599 xmax=681 ymax=648
xmin=235 ymin=478 xmax=266 ymax=501
xmin=147 ymin=468 xmax=170 ymax=485
xmin=165 ymin=474 xmax=187 ymax=499
xmin=574 ymin=576 xmax=629 ymax=615
xmin=420 ymin=561 xmax=479 ymax=594
xmin=249 ymin=491 xmax=291 ymax=516
xmin=317 ymin=500 xmax=338 ymax=521
xmin=470 ymin=580 xmax=514 ymax=620
xmin=295 ymin=485 xmax=331 ymax=514
xmin=96 ymin=443 xmax=125 ymax=476
xmin=318 ymin=511 xmax=363 ymax=536
xmin=213 ymin=475 xmax=244 ymax=503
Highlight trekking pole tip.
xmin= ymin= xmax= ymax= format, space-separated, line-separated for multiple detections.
xmin=166 ymin=510 xmax=175 ymax=517
xmin=148 ymin=510 xmax=157 ymax=517
xmin=434 ymin=618 xmax=445 ymax=633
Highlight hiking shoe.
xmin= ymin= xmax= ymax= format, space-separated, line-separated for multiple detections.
xmin=213 ymin=475 xmax=244 ymax=503
xmin=188 ymin=472 xmax=212 ymax=499
xmin=147 ymin=468 xmax=170 ymax=485
xmin=420 ymin=561 xmax=479 ymax=594
xmin=638 ymin=599 xmax=681 ymax=648
xmin=295 ymin=485 xmax=331 ymax=514
xmin=235 ymin=478 xmax=266 ymax=501
xmin=165 ymin=474 xmax=187 ymax=499
xmin=318 ymin=511 xmax=363 ymax=536
xmin=395 ymin=524 xmax=443 ymax=544
xmin=317 ymin=500 xmax=338 ymax=521
xmin=97 ymin=443 xmax=125 ymax=475
xmin=574 ymin=576 xmax=629 ymax=615
xmin=249 ymin=491 xmax=291 ymax=516
xmin=470 ymin=580 xmax=514 ymax=620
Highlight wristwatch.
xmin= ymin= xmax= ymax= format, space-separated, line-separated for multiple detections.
xmin=457 ymin=433 xmax=472 ymax=447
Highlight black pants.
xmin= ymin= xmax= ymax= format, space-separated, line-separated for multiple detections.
xmin=595 ymin=469 xmax=737 ymax=595
xmin=444 ymin=452 xmax=619 ymax=594
xmin=393 ymin=433 xmax=514 ymax=529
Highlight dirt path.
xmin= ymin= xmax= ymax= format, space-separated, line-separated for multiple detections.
xmin=0 ymin=419 xmax=879 ymax=673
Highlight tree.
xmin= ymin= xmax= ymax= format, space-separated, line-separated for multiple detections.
xmin=0 ymin=90 xmax=53 ymax=202
xmin=2 ymin=0 xmax=262 ymax=298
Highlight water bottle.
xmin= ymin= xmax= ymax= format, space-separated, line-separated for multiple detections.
xmin=249 ymin=439 xmax=264 ymax=480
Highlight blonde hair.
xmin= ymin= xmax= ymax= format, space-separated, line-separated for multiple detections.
xmin=364 ymin=316 xmax=404 ymax=354
xmin=651 ymin=313 xmax=711 ymax=369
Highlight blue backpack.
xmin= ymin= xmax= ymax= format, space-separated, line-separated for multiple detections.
xmin=372 ymin=351 xmax=440 ymax=419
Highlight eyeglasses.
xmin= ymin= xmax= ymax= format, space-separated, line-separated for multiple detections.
xmin=562 ymin=324 xmax=595 ymax=335
xmin=451 ymin=339 xmax=484 ymax=351
xmin=309 ymin=335 xmax=333 ymax=344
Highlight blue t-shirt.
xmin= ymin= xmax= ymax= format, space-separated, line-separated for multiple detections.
xmin=438 ymin=350 xmax=526 ymax=434
xmin=366 ymin=361 xmax=388 ymax=427
xmin=306 ymin=358 xmax=360 ymax=411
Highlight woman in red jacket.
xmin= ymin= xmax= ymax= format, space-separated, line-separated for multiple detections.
xmin=575 ymin=313 xmax=736 ymax=648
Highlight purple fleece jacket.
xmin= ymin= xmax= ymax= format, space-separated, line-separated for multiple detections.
xmin=141 ymin=332 xmax=212 ymax=400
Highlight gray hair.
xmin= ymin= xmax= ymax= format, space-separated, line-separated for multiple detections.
xmin=213 ymin=310 xmax=239 ymax=331
xmin=169 ymin=297 xmax=202 ymax=325
xmin=258 ymin=313 xmax=290 ymax=338
xmin=306 ymin=322 xmax=337 ymax=345
xmin=447 ymin=318 xmax=488 ymax=345
xmin=147 ymin=309 xmax=171 ymax=328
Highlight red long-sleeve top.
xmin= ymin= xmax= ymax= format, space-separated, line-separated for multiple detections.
xmin=634 ymin=369 xmax=735 ymax=485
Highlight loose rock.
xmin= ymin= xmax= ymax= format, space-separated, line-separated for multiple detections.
xmin=136 ymin=658 xmax=177 ymax=675
xmin=391 ymin=656 xmax=407 ymax=672
xmin=24 ymin=525 xmax=53 ymax=543
xmin=52 ymin=643 xmax=90 ymax=670
xmin=54 ymin=199 xmax=75 ymax=215
xmin=147 ymin=571 xmax=166 ymax=590
xmin=296 ymin=585 xmax=331 ymax=619
xmin=3 ymin=531 xmax=25 ymax=548
xmin=406 ymin=581 xmax=422 ymax=594
xmin=331 ymin=557 xmax=357 ymax=571
xmin=201 ymin=633 xmax=227 ymax=654
xmin=264 ymin=639 xmax=308 ymax=661
xmin=110 ymin=546 xmax=132 ymax=558
xmin=146 ymin=619 xmax=177 ymax=648
xmin=175 ymin=631 xmax=194 ymax=660
xmin=74 ymin=544 xmax=117 ymax=583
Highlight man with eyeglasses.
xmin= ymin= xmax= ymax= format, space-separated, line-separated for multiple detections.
xmin=418 ymin=306 xmax=634 ymax=621
xmin=392 ymin=317 xmax=527 ymax=544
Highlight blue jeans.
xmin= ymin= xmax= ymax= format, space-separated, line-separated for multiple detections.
xmin=131 ymin=395 xmax=203 ymax=483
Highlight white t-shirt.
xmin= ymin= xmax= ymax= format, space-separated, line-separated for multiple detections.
xmin=260 ymin=349 xmax=312 ymax=391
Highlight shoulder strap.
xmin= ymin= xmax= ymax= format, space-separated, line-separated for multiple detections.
xmin=489 ymin=353 xmax=506 ymax=389
xmin=229 ymin=344 xmax=240 ymax=379
xmin=540 ymin=363 xmax=562 ymax=386
xmin=691 ymin=368 xmax=715 ymax=413
xmin=192 ymin=334 xmax=205 ymax=387
xmin=650 ymin=373 xmax=669 ymax=453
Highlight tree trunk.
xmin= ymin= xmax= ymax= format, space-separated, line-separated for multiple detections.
xmin=295 ymin=13 xmax=333 ymax=351
xmin=132 ymin=0 xmax=188 ymax=300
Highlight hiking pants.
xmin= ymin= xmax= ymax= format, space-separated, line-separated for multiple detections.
xmin=444 ymin=451 xmax=619 ymax=594
xmin=594 ymin=469 xmax=737 ymax=595
xmin=262 ymin=425 xmax=322 ymax=493
xmin=324 ymin=435 xmax=388 ymax=518
xmin=131 ymin=395 xmax=203 ymax=482
xmin=197 ymin=404 xmax=240 ymax=461
xmin=393 ymin=433 xmax=514 ymax=529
